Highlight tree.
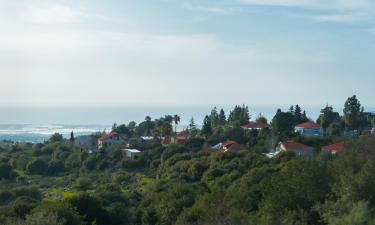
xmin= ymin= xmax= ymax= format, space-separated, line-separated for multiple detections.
xmin=47 ymin=160 xmax=65 ymax=175
xmin=343 ymin=95 xmax=363 ymax=130
xmin=173 ymin=115 xmax=181 ymax=134
xmin=49 ymin=133 xmax=63 ymax=143
xmin=319 ymin=105 xmax=341 ymax=135
xmin=70 ymin=131 xmax=75 ymax=143
xmin=0 ymin=163 xmax=15 ymax=180
xmin=228 ymin=105 xmax=250 ymax=125
xmin=4 ymin=211 xmax=66 ymax=225
xmin=32 ymin=202 xmax=84 ymax=225
xmin=201 ymin=116 xmax=213 ymax=138
xmin=218 ymin=109 xmax=226 ymax=126
xmin=256 ymin=114 xmax=268 ymax=124
xmin=209 ymin=107 xmax=220 ymax=128
xmin=271 ymin=109 xmax=295 ymax=135
xmin=26 ymin=159 xmax=48 ymax=175
xmin=189 ymin=117 xmax=198 ymax=137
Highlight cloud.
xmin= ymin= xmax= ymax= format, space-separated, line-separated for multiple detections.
xmin=311 ymin=14 xmax=369 ymax=23
xmin=238 ymin=0 xmax=374 ymax=10
xmin=0 ymin=29 xmax=220 ymax=55
xmin=182 ymin=3 xmax=243 ymax=15
xmin=239 ymin=0 xmax=375 ymax=24
xmin=22 ymin=4 xmax=84 ymax=25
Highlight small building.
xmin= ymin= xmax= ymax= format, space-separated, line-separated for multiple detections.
xmin=295 ymin=121 xmax=322 ymax=137
xmin=140 ymin=136 xmax=156 ymax=148
xmin=276 ymin=140 xmax=315 ymax=156
xmin=123 ymin=149 xmax=142 ymax=159
xmin=372 ymin=126 xmax=375 ymax=134
xmin=321 ymin=142 xmax=345 ymax=154
xmin=161 ymin=130 xmax=191 ymax=146
xmin=204 ymin=140 xmax=245 ymax=153
xmin=241 ymin=121 xmax=270 ymax=130
xmin=98 ymin=131 xmax=126 ymax=150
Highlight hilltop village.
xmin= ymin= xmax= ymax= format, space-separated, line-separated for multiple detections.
xmin=0 ymin=95 xmax=375 ymax=225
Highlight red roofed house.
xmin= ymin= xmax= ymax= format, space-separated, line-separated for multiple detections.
xmin=203 ymin=140 xmax=245 ymax=153
xmin=161 ymin=130 xmax=191 ymax=146
xmin=241 ymin=121 xmax=270 ymax=130
xmin=322 ymin=142 xmax=345 ymax=154
xmin=98 ymin=131 xmax=127 ymax=150
xmin=277 ymin=140 xmax=315 ymax=156
xmin=295 ymin=121 xmax=322 ymax=137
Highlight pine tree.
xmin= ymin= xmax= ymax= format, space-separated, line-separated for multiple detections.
xmin=201 ymin=116 xmax=212 ymax=138
xmin=218 ymin=109 xmax=226 ymax=125
xmin=70 ymin=131 xmax=75 ymax=143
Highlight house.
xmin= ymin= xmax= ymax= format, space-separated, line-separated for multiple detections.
xmin=140 ymin=136 xmax=156 ymax=148
xmin=203 ymin=140 xmax=245 ymax=153
xmin=98 ymin=131 xmax=126 ymax=150
xmin=276 ymin=140 xmax=315 ymax=156
xmin=295 ymin=121 xmax=322 ymax=137
xmin=372 ymin=126 xmax=375 ymax=134
xmin=241 ymin=121 xmax=270 ymax=130
xmin=123 ymin=149 xmax=142 ymax=159
xmin=321 ymin=142 xmax=345 ymax=154
xmin=161 ymin=130 xmax=191 ymax=146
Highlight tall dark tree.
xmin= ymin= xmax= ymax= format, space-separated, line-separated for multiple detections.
xmin=209 ymin=107 xmax=219 ymax=128
xmin=173 ymin=115 xmax=181 ymax=134
xmin=201 ymin=116 xmax=212 ymax=138
xmin=70 ymin=131 xmax=75 ymax=143
xmin=49 ymin=133 xmax=63 ymax=143
xmin=319 ymin=105 xmax=341 ymax=135
xmin=343 ymin=95 xmax=363 ymax=130
xmin=271 ymin=109 xmax=295 ymax=135
xmin=228 ymin=105 xmax=250 ymax=125
xmin=218 ymin=109 xmax=226 ymax=126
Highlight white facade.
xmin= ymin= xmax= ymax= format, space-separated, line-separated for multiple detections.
xmin=123 ymin=149 xmax=141 ymax=159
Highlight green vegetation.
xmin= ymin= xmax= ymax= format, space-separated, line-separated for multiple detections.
xmin=0 ymin=95 xmax=374 ymax=225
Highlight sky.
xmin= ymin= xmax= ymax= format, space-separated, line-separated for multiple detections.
xmin=0 ymin=0 xmax=375 ymax=110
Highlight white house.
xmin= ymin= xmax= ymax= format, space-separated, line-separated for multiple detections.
xmin=98 ymin=131 xmax=126 ymax=150
xmin=295 ymin=121 xmax=322 ymax=137
xmin=276 ymin=140 xmax=315 ymax=156
xmin=123 ymin=149 xmax=141 ymax=159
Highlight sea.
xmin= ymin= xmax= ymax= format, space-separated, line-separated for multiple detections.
xmin=0 ymin=105 xmax=373 ymax=143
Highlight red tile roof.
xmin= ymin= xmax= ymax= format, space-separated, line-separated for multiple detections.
xmin=203 ymin=140 xmax=245 ymax=153
xmin=161 ymin=138 xmax=171 ymax=145
xmin=280 ymin=141 xmax=313 ymax=151
xmin=176 ymin=130 xmax=191 ymax=138
xmin=295 ymin=121 xmax=321 ymax=129
xmin=241 ymin=121 xmax=270 ymax=129
xmin=98 ymin=131 xmax=120 ymax=142
xmin=322 ymin=142 xmax=345 ymax=152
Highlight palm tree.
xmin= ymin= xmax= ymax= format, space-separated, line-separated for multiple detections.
xmin=173 ymin=115 xmax=181 ymax=134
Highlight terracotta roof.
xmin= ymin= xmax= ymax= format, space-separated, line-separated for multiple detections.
xmin=161 ymin=138 xmax=171 ymax=145
xmin=176 ymin=130 xmax=191 ymax=138
xmin=322 ymin=142 xmax=345 ymax=152
xmin=221 ymin=140 xmax=244 ymax=152
xmin=98 ymin=132 xmax=120 ymax=142
xmin=241 ymin=121 xmax=270 ymax=129
xmin=280 ymin=141 xmax=313 ymax=151
xmin=295 ymin=121 xmax=321 ymax=129
xmin=203 ymin=140 xmax=245 ymax=153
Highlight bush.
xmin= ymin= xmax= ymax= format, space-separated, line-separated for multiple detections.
xmin=26 ymin=159 xmax=48 ymax=175
xmin=0 ymin=163 xmax=15 ymax=180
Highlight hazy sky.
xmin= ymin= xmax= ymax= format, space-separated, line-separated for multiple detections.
xmin=1 ymin=0 xmax=374 ymax=108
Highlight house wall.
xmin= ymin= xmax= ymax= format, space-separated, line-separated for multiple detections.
xmin=295 ymin=127 xmax=322 ymax=137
